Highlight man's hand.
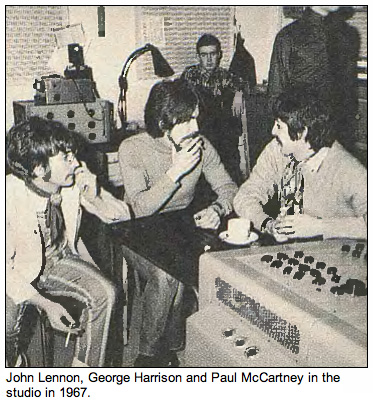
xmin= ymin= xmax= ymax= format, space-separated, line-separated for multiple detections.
xmin=167 ymin=137 xmax=203 ymax=182
xmin=30 ymin=294 xmax=80 ymax=335
xmin=45 ymin=302 xmax=80 ymax=334
xmin=265 ymin=218 xmax=289 ymax=243
xmin=232 ymin=90 xmax=245 ymax=117
xmin=74 ymin=161 xmax=98 ymax=201
xmin=275 ymin=214 xmax=323 ymax=239
xmin=194 ymin=206 xmax=221 ymax=230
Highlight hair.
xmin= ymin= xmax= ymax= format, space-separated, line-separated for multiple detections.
xmin=6 ymin=116 xmax=81 ymax=180
xmin=271 ymin=87 xmax=335 ymax=151
xmin=144 ymin=79 xmax=199 ymax=138
xmin=196 ymin=33 xmax=222 ymax=55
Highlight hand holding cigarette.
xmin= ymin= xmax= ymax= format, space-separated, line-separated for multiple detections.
xmin=65 ymin=322 xmax=79 ymax=348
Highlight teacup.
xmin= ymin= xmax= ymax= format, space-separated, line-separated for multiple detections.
xmin=227 ymin=218 xmax=251 ymax=240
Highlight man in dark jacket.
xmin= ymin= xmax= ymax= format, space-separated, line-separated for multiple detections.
xmin=268 ymin=6 xmax=360 ymax=150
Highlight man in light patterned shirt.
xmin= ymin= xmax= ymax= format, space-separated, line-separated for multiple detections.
xmin=234 ymin=88 xmax=367 ymax=241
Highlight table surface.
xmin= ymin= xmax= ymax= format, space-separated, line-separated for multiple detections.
xmin=111 ymin=210 xmax=367 ymax=288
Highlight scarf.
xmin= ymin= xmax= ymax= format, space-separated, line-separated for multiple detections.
xmin=280 ymin=159 xmax=304 ymax=216
xmin=25 ymin=181 xmax=65 ymax=245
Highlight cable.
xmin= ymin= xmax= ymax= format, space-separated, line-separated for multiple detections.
xmin=71 ymin=78 xmax=103 ymax=121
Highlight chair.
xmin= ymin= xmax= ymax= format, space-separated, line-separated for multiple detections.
xmin=6 ymin=296 xmax=84 ymax=367
xmin=6 ymin=305 xmax=56 ymax=367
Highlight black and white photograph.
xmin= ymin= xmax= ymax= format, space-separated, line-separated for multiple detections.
xmin=4 ymin=4 xmax=368 ymax=390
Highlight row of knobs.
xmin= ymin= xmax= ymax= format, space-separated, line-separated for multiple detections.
xmin=222 ymin=328 xmax=259 ymax=358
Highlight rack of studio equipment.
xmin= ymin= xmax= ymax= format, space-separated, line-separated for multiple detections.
xmin=13 ymin=43 xmax=114 ymax=144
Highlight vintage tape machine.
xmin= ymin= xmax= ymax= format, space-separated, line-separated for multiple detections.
xmin=40 ymin=77 xmax=96 ymax=105
xmin=13 ymin=99 xmax=114 ymax=144
xmin=33 ymin=44 xmax=97 ymax=106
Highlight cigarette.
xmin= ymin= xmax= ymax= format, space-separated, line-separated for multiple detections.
xmin=65 ymin=324 xmax=72 ymax=348
xmin=184 ymin=131 xmax=199 ymax=140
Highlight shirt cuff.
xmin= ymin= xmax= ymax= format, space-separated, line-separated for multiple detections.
xmin=211 ymin=201 xmax=231 ymax=217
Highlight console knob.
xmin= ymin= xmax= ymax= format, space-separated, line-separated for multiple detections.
xmin=222 ymin=328 xmax=236 ymax=338
xmin=244 ymin=346 xmax=259 ymax=358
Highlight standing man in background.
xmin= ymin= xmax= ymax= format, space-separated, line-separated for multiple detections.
xmin=182 ymin=33 xmax=246 ymax=184
xmin=268 ymin=6 xmax=360 ymax=151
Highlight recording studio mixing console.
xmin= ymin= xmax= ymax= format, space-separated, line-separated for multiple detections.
xmin=185 ymin=239 xmax=367 ymax=367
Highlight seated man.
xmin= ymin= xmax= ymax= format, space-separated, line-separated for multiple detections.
xmin=234 ymin=88 xmax=367 ymax=241
xmin=119 ymin=79 xmax=237 ymax=367
xmin=6 ymin=117 xmax=131 ymax=367
xmin=181 ymin=33 xmax=245 ymax=183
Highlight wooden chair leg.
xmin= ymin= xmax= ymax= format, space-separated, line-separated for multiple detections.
xmin=134 ymin=267 xmax=142 ymax=295
xmin=122 ymin=257 xmax=128 ymax=346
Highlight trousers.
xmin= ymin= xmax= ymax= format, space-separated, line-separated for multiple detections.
xmin=127 ymin=250 xmax=185 ymax=357
xmin=6 ymin=254 xmax=116 ymax=367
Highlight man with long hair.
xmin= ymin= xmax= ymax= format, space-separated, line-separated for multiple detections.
xmin=6 ymin=117 xmax=130 ymax=367
xmin=119 ymin=79 xmax=237 ymax=367
xmin=234 ymin=87 xmax=366 ymax=241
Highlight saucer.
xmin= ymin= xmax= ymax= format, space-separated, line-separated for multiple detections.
xmin=219 ymin=231 xmax=259 ymax=246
